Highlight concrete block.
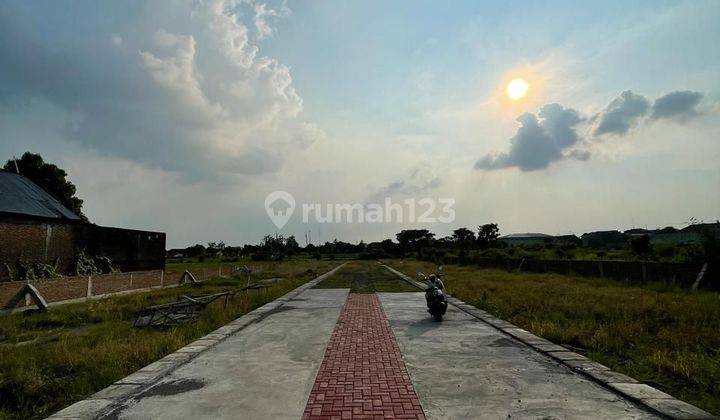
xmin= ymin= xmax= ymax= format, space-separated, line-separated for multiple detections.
xmin=117 ymin=369 xmax=171 ymax=385
xmin=157 ymin=352 xmax=194 ymax=365
xmin=138 ymin=360 xmax=176 ymax=373
xmin=564 ymin=359 xmax=611 ymax=371
xmin=46 ymin=398 xmax=113 ymax=418
xmin=176 ymin=345 xmax=208 ymax=353
xmin=584 ymin=370 xmax=638 ymax=384
xmin=189 ymin=339 xmax=219 ymax=348
xmin=90 ymin=384 xmax=143 ymax=400
xmin=503 ymin=327 xmax=542 ymax=342
xmin=547 ymin=351 xmax=589 ymax=361
xmin=641 ymin=398 xmax=717 ymax=419
xmin=532 ymin=343 xmax=569 ymax=352
xmin=608 ymin=383 xmax=673 ymax=400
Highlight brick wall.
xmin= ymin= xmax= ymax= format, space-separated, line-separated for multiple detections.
xmin=0 ymin=268 xmax=216 ymax=311
xmin=0 ymin=219 xmax=165 ymax=281
xmin=34 ymin=276 xmax=89 ymax=303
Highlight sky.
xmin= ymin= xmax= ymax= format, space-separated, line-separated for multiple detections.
xmin=1 ymin=0 xmax=719 ymax=248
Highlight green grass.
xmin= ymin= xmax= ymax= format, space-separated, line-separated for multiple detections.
xmin=314 ymin=261 xmax=418 ymax=293
xmin=0 ymin=259 xmax=336 ymax=419
xmin=384 ymin=259 xmax=720 ymax=415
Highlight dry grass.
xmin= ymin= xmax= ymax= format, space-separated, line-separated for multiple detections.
xmin=0 ymin=259 xmax=336 ymax=419
xmin=383 ymin=259 xmax=720 ymax=415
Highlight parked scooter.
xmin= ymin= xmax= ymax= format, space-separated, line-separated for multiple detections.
xmin=418 ymin=269 xmax=448 ymax=321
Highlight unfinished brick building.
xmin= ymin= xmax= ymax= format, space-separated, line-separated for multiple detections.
xmin=0 ymin=170 xmax=165 ymax=281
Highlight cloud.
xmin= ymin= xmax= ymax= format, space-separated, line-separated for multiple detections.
xmin=651 ymin=90 xmax=703 ymax=121
xmin=0 ymin=0 xmax=322 ymax=181
xmin=366 ymin=165 xmax=442 ymax=204
xmin=253 ymin=2 xmax=289 ymax=39
xmin=475 ymin=103 xmax=584 ymax=171
xmin=594 ymin=90 xmax=650 ymax=136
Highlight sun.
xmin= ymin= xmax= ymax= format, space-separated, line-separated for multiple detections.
xmin=506 ymin=78 xmax=529 ymax=101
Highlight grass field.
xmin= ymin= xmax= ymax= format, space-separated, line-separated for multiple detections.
xmin=383 ymin=259 xmax=720 ymax=415
xmin=0 ymin=259 xmax=336 ymax=419
xmin=314 ymin=261 xmax=418 ymax=293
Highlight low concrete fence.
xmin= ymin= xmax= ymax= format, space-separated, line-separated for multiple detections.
xmin=0 ymin=266 xmax=238 ymax=312
xmin=422 ymin=255 xmax=715 ymax=290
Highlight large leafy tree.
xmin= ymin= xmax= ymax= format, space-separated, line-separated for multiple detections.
xmin=452 ymin=227 xmax=476 ymax=255
xmin=396 ymin=229 xmax=435 ymax=253
xmin=3 ymin=152 xmax=87 ymax=221
xmin=477 ymin=223 xmax=500 ymax=249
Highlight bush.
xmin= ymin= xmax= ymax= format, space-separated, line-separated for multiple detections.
xmin=12 ymin=259 xmax=62 ymax=280
xmin=94 ymin=256 xmax=116 ymax=274
xmin=72 ymin=251 xmax=100 ymax=276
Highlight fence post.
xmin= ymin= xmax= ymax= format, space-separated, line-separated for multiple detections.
xmin=87 ymin=275 xmax=93 ymax=297
xmin=598 ymin=261 xmax=604 ymax=278
xmin=218 ymin=266 xmax=222 ymax=277
xmin=24 ymin=279 xmax=32 ymax=306
xmin=692 ymin=263 xmax=708 ymax=290
xmin=160 ymin=270 xmax=165 ymax=287
xmin=129 ymin=272 xmax=134 ymax=288
xmin=642 ymin=262 xmax=647 ymax=282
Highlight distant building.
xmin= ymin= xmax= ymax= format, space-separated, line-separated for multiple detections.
xmin=499 ymin=233 xmax=554 ymax=247
xmin=622 ymin=224 xmax=718 ymax=245
xmin=0 ymin=170 xmax=165 ymax=280
xmin=581 ymin=230 xmax=627 ymax=248
xmin=650 ymin=222 xmax=720 ymax=245
xmin=649 ymin=231 xmax=700 ymax=245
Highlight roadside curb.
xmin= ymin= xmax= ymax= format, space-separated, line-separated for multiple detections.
xmin=380 ymin=262 xmax=716 ymax=420
xmin=46 ymin=263 xmax=347 ymax=420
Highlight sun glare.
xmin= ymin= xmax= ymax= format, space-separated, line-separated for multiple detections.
xmin=506 ymin=78 xmax=529 ymax=101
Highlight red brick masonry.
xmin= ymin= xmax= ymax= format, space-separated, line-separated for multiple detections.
xmin=303 ymin=294 xmax=425 ymax=419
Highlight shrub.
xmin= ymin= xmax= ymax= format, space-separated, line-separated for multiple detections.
xmin=250 ymin=253 xmax=271 ymax=261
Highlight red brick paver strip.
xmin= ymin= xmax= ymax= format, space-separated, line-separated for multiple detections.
xmin=303 ymin=293 xmax=425 ymax=419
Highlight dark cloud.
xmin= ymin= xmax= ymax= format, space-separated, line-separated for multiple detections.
xmin=0 ymin=2 xmax=319 ymax=181
xmin=594 ymin=90 xmax=650 ymax=136
xmin=475 ymin=104 xmax=584 ymax=171
xmin=651 ymin=90 xmax=703 ymax=121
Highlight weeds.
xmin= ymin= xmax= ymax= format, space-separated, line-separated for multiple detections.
xmin=0 ymin=259 xmax=335 ymax=419
xmin=384 ymin=259 xmax=720 ymax=415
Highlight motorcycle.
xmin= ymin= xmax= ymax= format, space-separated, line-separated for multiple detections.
xmin=418 ymin=269 xmax=448 ymax=321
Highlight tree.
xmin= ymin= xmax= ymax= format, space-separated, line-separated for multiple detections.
xmin=452 ymin=227 xmax=476 ymax=256
xmin=629 ymin=235 xmax=652 ymax=259
xmin=477 ymin=223 xmax=500 ymax=249
xmin=207 ymin=241 xmax=226 ymax=255
xmin=185 ymin=244 xmax=206 ymax=257
xmin=3 ymin=152 xmax=86 ymax=220
xmin=396 ymin=229 xmax=435 ymax=254
xmin=285 ymin=236 xmax=300 ymax=255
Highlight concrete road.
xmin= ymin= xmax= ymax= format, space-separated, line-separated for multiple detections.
xmin=108 ymin=289 xmax=349 ymax=420
xmin=379 ymin=292 xmax=659 ymax=420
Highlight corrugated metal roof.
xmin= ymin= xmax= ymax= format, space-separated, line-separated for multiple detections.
xmin=0 ymin=171 xmax=81 ymax=220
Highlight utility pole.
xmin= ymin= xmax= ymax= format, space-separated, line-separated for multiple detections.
xmin=12 ymin=155 xmax=20 ymax=174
